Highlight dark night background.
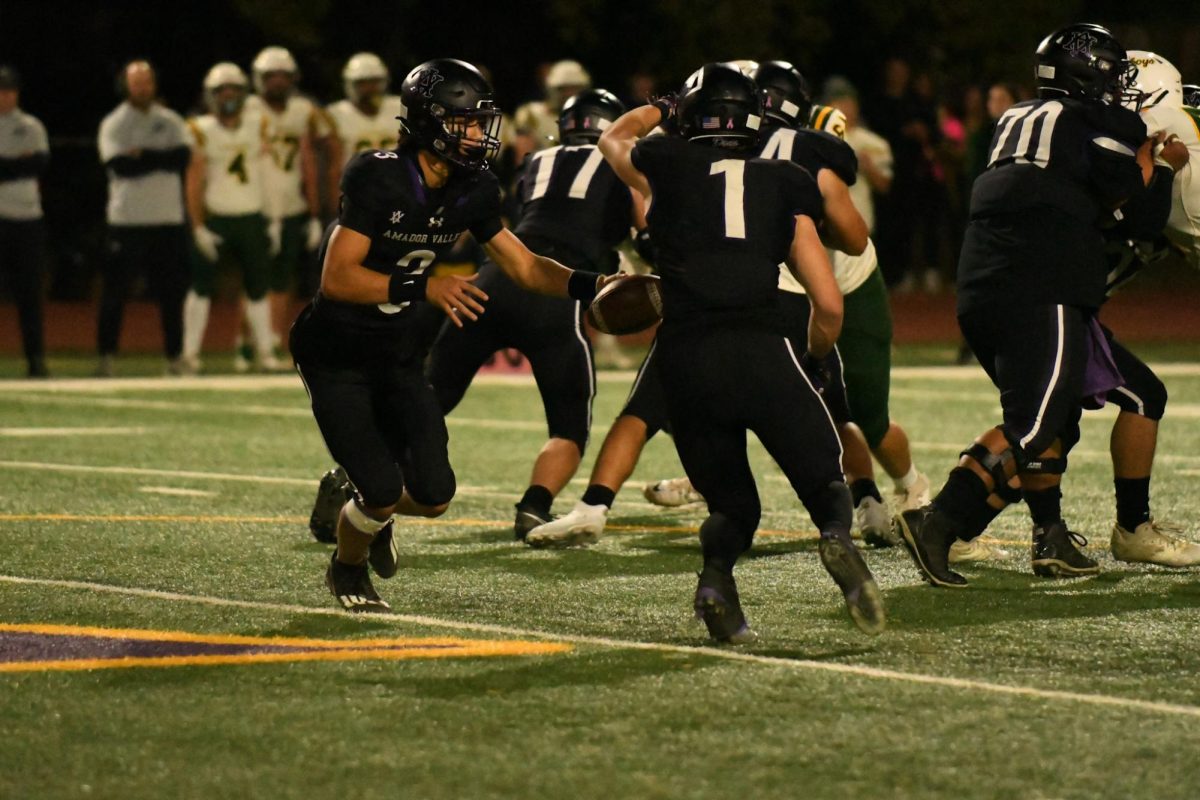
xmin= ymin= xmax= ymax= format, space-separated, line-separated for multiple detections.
xmin=3 ymin=0 xmax=1200 ymax=299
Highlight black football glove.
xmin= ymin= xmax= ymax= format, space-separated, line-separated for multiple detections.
xmin=634 ymin=228 xmax=657 ymax=268
xmin=799 ymin=351 xmax=834 ymax=396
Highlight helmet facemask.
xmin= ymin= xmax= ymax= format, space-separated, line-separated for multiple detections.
xmin=410 ymin=102 xmax=502 ymax=171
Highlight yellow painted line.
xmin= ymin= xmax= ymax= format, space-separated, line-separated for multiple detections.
xmin=0 ymin=622 xmax=570 ymax=673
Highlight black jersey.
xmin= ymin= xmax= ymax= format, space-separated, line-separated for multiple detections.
xmin=631 ymin=135 xmax=824 ymax=331
xmin=514 ymin=143 xmax=632 ymax=273
xmin=957 ymin=97 xmax=1147 ymax=312
xmin=757 ymin=126 xmax=858 ymax=186
xmin=310 ymin=148 xmax=503 ymax=342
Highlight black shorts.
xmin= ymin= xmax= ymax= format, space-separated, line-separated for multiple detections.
xmin=295 ymin=358 xmax=455 ymax=509
xmin=427 ymin=260 xmax=595 ymax=450
xmin=959 ymin=303 xmax=1095 ymax=460
xmin=656 ymin=324 xmax=843 ymax=528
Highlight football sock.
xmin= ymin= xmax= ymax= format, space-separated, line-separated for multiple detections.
xmin=518 ymin=485 xmax=554 ymax=516
xmin=581 ymin=484 xmax=616 ymax=509
xmin=895 ymin=463 xmax=920 ymax=492
xmin=849 ymin=478 xmax=883 ymax=506
xmin=931 ymin=467 xmax=988 ymax=527
xmin=802 ymin=481 xmax=854 ymax=541
xmin=1114 ymin=477 xmax=1151 ymax=531
xmin=699 ymin=513 xmax=744 ymax=574
xmin=1024 ymin=486 xmax=1063 ymax=528
xmin=336 ymin=500 xmax=389 ymax=565
xmin=963 ymin=502 xmax=1002 ymax=540
xmin=244 ymin=297 xmax=275 ymax=359
xmin=181 ymin=291 xmax=210 ymax=359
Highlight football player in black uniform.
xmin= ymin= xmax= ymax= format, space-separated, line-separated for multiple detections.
xmin=427 ymin=88 xmax=646 ymax=539
xmin=291 ymin=59 xmax=608 ymax=613
xmin=598 ymin=62 xmax=885 ymax=641
xmin=896 ymin=25 xmax=1178 ymax=587
xmin=527 ymin=61 xmax=871 ymax=550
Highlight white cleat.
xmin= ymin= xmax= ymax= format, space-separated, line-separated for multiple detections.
xmin=856 ymin=496 xmax=899 ymax=547
xmin=642 ymin=477 xmax=704 ymax=508
xmin=947 ymin=537 xmax=1003 ymax=563
xmin=1111 ymin=520 xmax=1200 ymax=567
xmin=525 ymin=501 xmax=607 ymax=549
xmin=895 ymin=471 xmax=932 ymax=513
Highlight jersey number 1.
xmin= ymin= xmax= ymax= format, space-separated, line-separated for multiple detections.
xmin=710 ymin=160 xmax=746 ymax=239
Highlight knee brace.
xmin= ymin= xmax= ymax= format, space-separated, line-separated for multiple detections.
xmin=343 ymin=498 xmax=392 ymax=534
xmin=1018 ymin=456 xmax=1067 ymax=475
xmin=960 ymin=442 xmax=1016 ymax=490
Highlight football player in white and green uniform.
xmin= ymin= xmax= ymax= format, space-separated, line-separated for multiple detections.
xmin=249 ymin=46 xmax=332 ymax=362
xmin=325 ymin=53 xmax=405 ymax=181
xmin=183 ymin=62 xmax=277 ymax=373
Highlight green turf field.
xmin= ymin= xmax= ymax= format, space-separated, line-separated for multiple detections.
xmin=2 ymin=358 xmax=1200 ymax=799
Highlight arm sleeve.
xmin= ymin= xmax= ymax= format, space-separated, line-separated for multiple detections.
xmin=1087 ymin=135 xmax=1145 ymax=210
xmin=337 ymin=155 xmax=380 ymax=236
xmin=467 ymin=173 xmax=504 ymax=243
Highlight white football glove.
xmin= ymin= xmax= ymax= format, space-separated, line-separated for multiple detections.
xmin=305 ymin=216 xmax=324 ymax=251
xmin=267 ymin=217 xmax=283 ymax=257
xmin=192 ymin=225 xmax=222 ymax=262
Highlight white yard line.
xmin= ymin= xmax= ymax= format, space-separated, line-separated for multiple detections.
xmin=137 ymin=487 xmax=217 ymax=498
xmin=1 ymin=573 xmax=1198 ymax=719
xmin=0 ymin=427 xmax=148 ymax=437
xmin=0 ymin=460 xmax=514 ymax=499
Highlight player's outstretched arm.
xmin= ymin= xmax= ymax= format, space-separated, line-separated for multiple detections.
xmin=786 ymin=215 xmax=843 ymax=358
xmin=816 ymin=169 xmax=868 ymax=256
xmin=482 ymin=228 xmax=604 ymax=303
xmin=598 ymin=105 xmax=661 ymax=199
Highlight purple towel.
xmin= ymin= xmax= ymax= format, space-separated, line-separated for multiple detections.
xmin=1080 ymin=317 xmax=1124 ymax=409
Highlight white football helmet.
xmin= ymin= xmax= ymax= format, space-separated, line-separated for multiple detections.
xmin=546 ymin=60 xmax=591 ymax=90
xmin=730 ymin=59 xmax=760 ymax=76
xmin=203 ymin=62 xmax=249 ymax=114
xmin=252 ymin=46 xmax=298 ymax=95
xmin=343 ymin=52 xmax=389 ymax=101
xmin=1126 ymin=50 xmax=1183 ymax=110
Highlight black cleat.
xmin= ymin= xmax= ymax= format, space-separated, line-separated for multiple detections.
xmin=1031 ymin=522 xmax=1100 ymax=578
xmin=818 ymin=535 xmax=887 ymax=635
xmin=325 ymin=553 xmax=391 ymax=613
xmin=368 ymin=521 xmax=398 ymax=579
xmin=513 ymin=504 xmax=552 ymax=541
xmin=896 ymin=506 xmax=968 ymax=588
xmin=693 ymin=565 xmax=757 ymax=644
xmin=310 ymin=467 xmax=353 ymax=544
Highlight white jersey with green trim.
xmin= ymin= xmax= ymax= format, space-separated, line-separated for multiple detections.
xmin=326 ymin=96 xmax=405 ymax=166
xmin=776 ymin=105 xmax=880 ymax=296
xmin=248 ymin=94 xmax=331 ymax=219
xmin=186 ymin=111 xmax=268 ymax=216
xmin=1141 ymin=103 xmax=1200 ymax=267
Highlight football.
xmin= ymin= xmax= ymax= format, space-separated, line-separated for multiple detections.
xmin=586 ymin=274 xmax=663 ymax=335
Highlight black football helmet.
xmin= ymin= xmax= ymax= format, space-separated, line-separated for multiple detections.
xmin=397 ymin=58 xmax=502 ymax=171
xmin=1034 ymin=23 xmax=1135 ymax=105
xmin=558 ymin=89 xmax=626 ymax=145
xmin=675 ymin=62 xmax=764 ymax=150
xmin=1184 ymin=83 xmax=1200 ymax=108
xmin=751 ymin=60 xmax=812 ymax=129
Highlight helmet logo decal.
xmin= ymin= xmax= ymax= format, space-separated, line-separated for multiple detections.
xmin=1062 ymin=31 xmax=1097 ymax=59
xmin=416 ymin=68 xmax=444 ymax=98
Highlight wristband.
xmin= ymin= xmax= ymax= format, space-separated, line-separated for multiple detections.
xmin=388 ymin=272 xmax=428 ymax=305
xmin=650 ymin=95 xmax=676 ymax=123
xmin=567 ymin=270 xmax=602 ymax=303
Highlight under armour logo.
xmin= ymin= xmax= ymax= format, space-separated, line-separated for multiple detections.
xmin=428 ymin=216 xmax=444 ymax=228
xmin=415 ymin=67 xmax=444 ymax=98
xmin=1062 ymin=31 xmax=1097 ymax=59
xmin=390 ymin=210 xmax=404 ymax=223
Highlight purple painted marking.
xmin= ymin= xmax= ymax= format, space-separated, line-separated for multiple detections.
xmin=0 ymin=632 xmax=462 ymax=663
